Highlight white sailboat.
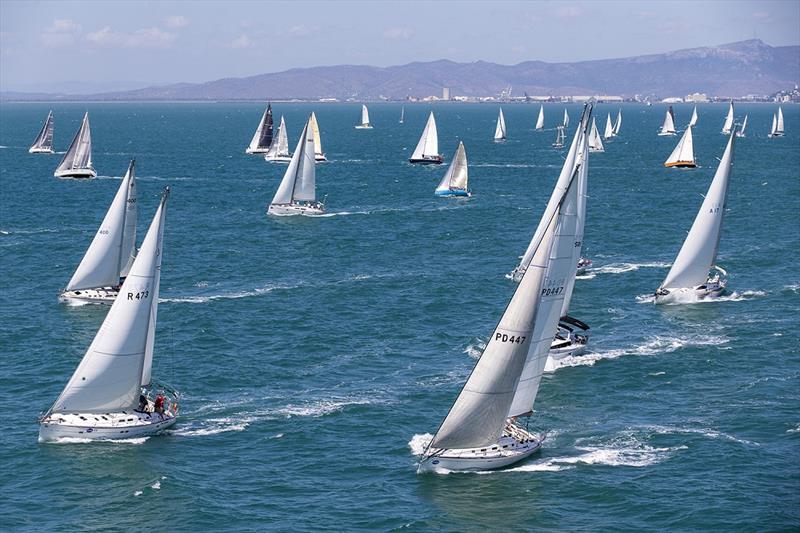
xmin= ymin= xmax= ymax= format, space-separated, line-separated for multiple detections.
xmin=268 ymin=117 xmax=324 ymax=216
xmin=409 ymin=111 xmax=443 ymax=164
xmin=309 ymin=112 xmax=327 ymax=161
xmin=435 ymin=142 xmax=470 ymax=197
xmin=613 ymin=108 xmax=622 ymax=136
xmin=399 ymin=106 xmax=405 ymax=124
xmin=603 ymin=113 xmax=614 ymax=140
xmin=552 ymin=125 xmax=566 ymax=148
xmin=494 ymin=107 xmax=507 ymax=141
xmin=417 ymin=109 xmax=592 ymax=473
xmin=721 ymin=101 xmax=734 ymax=134
xmin=264 ymin=116 xmax=292 ymax=163
xmin=29 ymin=110 xmax=55 ymax=154
xmin=563 ymin=108 xmax=570 ymax=128
xmin=535 ymin=105 xmax=545 ymax=130
xmin=54 ymin=112 xmax=96 ymax=178
xmin=736 ymin=115 xmax=748 ymax=138
xmin=60 ymin=160 xmax=138 ymax=305
xmin=355 ymin=104 xmax=373 ymax=129
xmin=664 ymin=125 xmax=696 ymax=168
xmin=769 ymin=107 xmax=785 ymax=138
xmin=40 ymin=187 xmax=178 ymax=442
xmin=688 ymin=105 xmax=698 ymax=127
xmin=588 ymin=117 xmax=604 ymax=152
xmin=655 ymin=131 xmax=737 ymax=303
xmin=658 ymin=106 xmax=676 ymax=136
xmin=245 ymin=103 xmax=274 ymax=154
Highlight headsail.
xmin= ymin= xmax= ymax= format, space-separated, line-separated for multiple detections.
xmin=271 ymin=119 xmax=316 ymax=206
xmin=55 ymin=112 xmax=93 ymax=175
xmin=664 ymin=126 xmax=695 ymax=167
xmin=721 ymin=102 xmax=734 ymax=134
xmin=603 ymin=113 xmax=614 ymax=139
xmin=689 ymin=105 xmax=698 ymax=127
xmin=411 ymin=112 xmax=439 ymax=159
xmin=309 ymin=112 xmax=325 ymax=158
xmin=435 ymin=142 xmax=468 ymax=194
xmin=613 ymin=109 xmax=622 ymax=135
xmin=29 ymin=110 xmax=54 ymax=153
xmin=536 ymin=105 xmax=545 ymax=130
xmin=246 ymin=103 xmax=274 ymax=153
xmin=495 ymin=108 xmax=507 ymax=140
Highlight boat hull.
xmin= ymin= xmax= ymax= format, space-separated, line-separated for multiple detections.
xmin=265 ymin=154 xmax=292 ymax=163
xmin=354 ymin=125 xmax=373 ymax=129
xmin=664 ymin=161 xmax=696 ymax=168
xmin=29 ymin=147 xmax=55 ymax=154
xmin=55 ymin=168 xmax=97 ymax=179
xmin=409 ymin=156 xmax=443 ymax=165
xmin=315 ymin=154 xmax=328 ymax=162
xmin=245 ymin=147 xmax=270 ymax=154
xmin=60 ymin=287 xmax=120 ymax=305
xmin=658 ymin=132 xmax=676 ymax=136
xmin=418 ymin=434 xmax=542 ymax=473
xmin=435 ymin=189 xmax=470 ymax=198
xmin=39 ymin=412 xmax=177 ymax=442
xmin=268 ymin=203 xmax=325 ymax=217
xmin=654 ymin=280 xmax=727 ymax=304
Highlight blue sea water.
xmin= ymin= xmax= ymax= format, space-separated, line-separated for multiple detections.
xmin=0 ymin=101 xmax=798 ymax=530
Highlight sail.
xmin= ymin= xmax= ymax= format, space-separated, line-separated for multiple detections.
xmin=689 ymin=105 xmax=698 ymax=127
xmin=721 ymin=102 xmax=734 ymax=134
xmin=660 ymin=133 xmax=736 ymax=290
xmin=563 ymin=109 xmax=569 ymax=128
xmin=247 ymin=104 xmax=273 ymax=152
xmin=30 ymin=110 xmax=54 ymax=152
xmin=661 ymin=107 xmax=676 ymax=134
xmin=603 ymin=113 xmax=614 ymax=139
xmin=119 ymin=160 xmax=138 ymax=278
xmin=495 ymin=108 xmax=507 ymax=140
xmin=309 ymin=112 xmax=324 ymax=157
xmin=613 ymin=109 xmax=622 ymax=135
xmin=411 ymin=112 xmax=439 ymax=159
xmin=435 ymin=142 xmax=468 ymax=193
xmin=360 ymin=105 xmax=370 ymax=126
xmin=777 ymin=107 xmax=785 ymax=134
xmin=560 ymin=127 xmax=589 ymax=315
xmin=770 ymin=113 xmax=777 ymax=136
xmin=536 ymin=105 xmax=545 ymax=130
xmin=271 ymin=119 xmax=315 ymax=205
xmin=266 ymin=116 xmax=290 ymax=157
xmin=52 ymin=189 xmax=169 ymax=414
xmin=589 ymin=118 xmax=604 ymax=152
xmin=55 ymin=112 xmax=93 ymax=174
xmin=399 ymin=106 xmax=405 ymax=123
xmin=664 ymin=126 xmax=695 ymax=166
xmin=66 ymin=162 xmax=137 ymax=291
xmin=739 ymin=115 xmax=748 ymax=136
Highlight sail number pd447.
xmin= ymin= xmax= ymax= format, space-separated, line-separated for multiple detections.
xmin=495 ymin=333 xmax=527 ymax=344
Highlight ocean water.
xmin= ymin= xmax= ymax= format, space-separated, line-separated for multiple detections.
xmin=0 ymin=102 xmax=798 ymax=530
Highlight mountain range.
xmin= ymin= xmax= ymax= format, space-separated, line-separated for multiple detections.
xmin=3 ymin=39 xmax=798 ymax=101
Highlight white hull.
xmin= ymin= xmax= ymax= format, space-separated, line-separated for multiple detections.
xmin=55 ymin=168 xmax=97 ymax=179
xmin=546 ymin=338 xmax=588 ymax=371
xmin=655 ymin=278 xmax=727 ymax=304
xmin=658 ymin=132 xmax=676 ymax=137
xmin=39 ymin=411 xmax=177 ymax=442
xmin=354 ymin=125 xmax=373 ymax=129
xmin=245 ymin=147 xmax=270 ymax=154
xmin=29 ymin=147 xmax=55 ymax=154
xmin=268 ymin=203 xmax=325 ymax=217
xmin=265 ymin=154 xmax=292 ymax=163
xmin=60 ymin=286 xmax=120 ymax=305
xmin=315 ymin=154 xmax=328 ymax=162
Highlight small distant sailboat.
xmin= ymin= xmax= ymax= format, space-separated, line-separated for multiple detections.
xmin=54 ymin=112 xmax=96 ymax=178
xmin=535 ymin=105 xmax=545 ymax=130
xmin=409 ymin=111 xmax=443 ymax=164
xmin=613 ymin=109 xmax=622 ymax=136
xmin=552 ymin=125 xmax=566 ymax=148
xmin=736 ymin=115 xmax=748 ymax=138
xmin=563 ymin=109 xmax=570 ymax=128
xmin=29 ymin=110 xmax=55 ymax=154
xmin=60 ymin=160 xmax=138 ymax=304
xmin=399 ymin=106 xmax=405 ymax=124
xmin=268 ymin=117 xmax=324 ymax=216
xmin=264 ymin=116 xmax=292 ymax=163
xmin=435 ymin=142 xmax=470 ymax=197
xmin=245 ymin=103 xmax=274 ymax=154
xmin=309 ymin=112 xmax=327 ymax=161
xmin=588 ymin=117 xmax=604 ymax=152
xmin=769 ymin=107 xmax=785 ymax=138
xmin=603 ymin=113 xmax=614 ymax=140
xmin=658 ymin=106 xmax=676 ymax=136
xmin=664 ymin=125 xmax=696 ymax=168
xmin=355 ymin=104 xmax=373 ymax=129
xmin=688 ymin=105 xmax=698 ymax=127
xmin=721 ymin=101 xmax=734 ymax=134
xmin=655 ymin=131 xmax=737 ymax=303
xmin=40 ymin=187 xmax=179 ymax=442
xmin=494 ymin=107 xmax=507 ymax=141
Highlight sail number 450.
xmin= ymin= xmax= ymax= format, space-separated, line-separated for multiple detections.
xmin=127 ymin=290 xmax=149 ymax=300
xmin=495 ymin=333 xmax=526 ymax=344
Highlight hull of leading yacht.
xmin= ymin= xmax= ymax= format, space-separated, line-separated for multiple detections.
xmin=409 ymin=156 xmax=443 ymax=165
xmin=60 ymin=287 xmax=120 ymax=305
xmin=39 ymin=411 xmax=177 ymax=442
xmin=268 ymin=203 xmax=325 ymax=217
xmin=55 ymin=168 xmax=97 ymax=179
xmin=418 ymin=433 xmax=542 ymax=473
xmin=265 ymin=154 xmax=292 ymax=163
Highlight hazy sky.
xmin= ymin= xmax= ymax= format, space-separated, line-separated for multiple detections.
xmin=1 ymin=0 xmax=798 ymax=92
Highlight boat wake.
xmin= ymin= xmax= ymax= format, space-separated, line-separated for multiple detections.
xmin=161 ymin=282 xmax=303 ymax=304
xmin=591 ymin=262 xmax=671 ymax=275
xmin=171 ymin=417 xmax=253 ymax=437
xmin=642 ymin=425 xmax=759 ymax=446
xmin=48 ymin=436 xmax=150 ymax=445
xmin=273 ymin=398 xmax=374 ymax=418
xmin=636 ymin=289 xmax=766 ymax=305
xmin=463 ymin=338 xmax=487 ymax=359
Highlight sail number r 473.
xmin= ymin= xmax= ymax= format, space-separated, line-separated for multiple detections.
xmin=127 ymin=290 xmax=149 ymax=300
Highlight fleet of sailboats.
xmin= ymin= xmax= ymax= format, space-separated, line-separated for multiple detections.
xmin=535 ymin=105 xmax=545 ymax=130
xmin=494 ymin=107 xmax=507 ymax=141
xmin=29 ymin=110 xmax=55 ymax=154
xmin=246 ymin=103 xmax=274 ymax=154
xmin=769 ymin=107 xmax=785 ymax=137
xmin=355 ymin=105 xmax=373 ymax=129
xmin=409 ymin=111 xmax=443 ymax=164
xmin=721 ymin=101 xmax=735 ymax=134
xmin=268 ymin=116 xmax=324 ymax=216
xmin=55 ymin=112 xmax=96 ymax=178
xmin=664 ymin=125 xmax=696 ymax=168
xmin=265 ymin=116 xmax=292 ymax=162
xmin=658 ymin=106 xmax=676 ymax=136
xmin=435 ymin=142 xmax=470 ymax=197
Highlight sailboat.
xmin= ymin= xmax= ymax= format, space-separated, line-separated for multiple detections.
xmin=39 ymin=187 xmax=179 ymax=442
xmin=399 ymin=106 xmax=405 ymax=124
xmin=603 ymin=113 xmax=614 ymax=140
xmin=268 ymin=117 xmax=324 ymax=216
xmin=588 ymin=117 xmax=604 ymax=152
xmin=613 ymin=109 xmax=622 ymax=136
xmin=54 ymin=112 xmax=96 ymax=178
xmin=736 ymin=115 xmax=748 ymax=138
xmin=60 ymin=160 xmax=138 ymax=304
xmin=417 ymin=108 xmax=593 ymax=473
xmin=494 ymin=107 xmax=507 ymax=141
xmin=655 ymin=131 xmax=736 ymax=303
xmin=435 ymin=142 xmax=470 ymax=197
xmin=355 ymin=104 xmax=373 ymax=129
xmin=688 ymin=105 xmax=698 ymax=127
xmin=664 ymin=125 xmax=696 ymax=168
xmin=245 ymin=103 xmax=274 ymax=154
xmin=29 ymin=110 xmax=55 ymax=154
xmin=658 ymin=106 xmax=676 ymax=136
xmin=563 ymin=109 xmax=569 ymax=128
xmin=409 ymin=111 xmax=443 ymax=164
xmin=769 ymin=107 xmax=785 ymax=138
xmin=264 ymin=116 xmax=292 ymax=163
xmin=309 ymin=112 xmax=327 ymax=161
xmin=721 ymin=101 xmax=734 ymax=134
xmin=535 ymin=105 xmax=545 ymax=130
xmin=552 ymin=125 xmax=566 ymax=148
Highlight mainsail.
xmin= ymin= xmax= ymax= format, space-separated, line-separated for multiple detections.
xmin=266 ymin=116 xmax=290 ymax=158
xmin=721 ymin=102 xmax=734 ymax=134
xmin=660 ymin=132 xmax=736 ymax=290
xmin=689 ymin=105 xmax=698 ymax=127
xmin=660 ymin=106 xmax=676 ymax=135
xmin=664 ymin=126 xmax=695 ymax=167
xmin=246 ymin=103 xmax=274 ymax=153
xmin=66 ymin=160 xmax=138 ymax=291
xmin=271 ymin=119 xmax=316 ymax=206
xmin=771 ymin=107 xmax=785 ymax=137
xmin=55 ymin=112 xmax=94 ymax=176
xmin=52 ymin=188 xmax=169 ymax=414
xmin=359 ymin=105 xmax=371 ymax=127
xmin=603 ymin=113 xmax=614 ymax=139
xmin=29 ymin=110 xmax=54 ymax=153
xmin=411 ymin=112 xmax=439 ymax=160
xmin=536 ymin=105 xmax=545 ymax=130
xmin=435 ymin=142 xmax=468 ymax=194
xmin=495 ymin=108 xmax=507 ymax=140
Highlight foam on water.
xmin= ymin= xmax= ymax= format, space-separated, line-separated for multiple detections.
xmin=591 ymin=261 xmax=671 ymax=275
xmin=161 ymin=282 xmax=302 ymax=304
xmin=638 ymin=289 xmax=767 ymax=305
xmin=463 ymin=338 xmax=486 ymax=359
xmin=274 ymin=398 xmax=373 ymax=418
xmin=171 ymin=417 xmax=252 ymax=437
xmin=48 ymin=436 xmax=150 ymax=445
xmin=644 ymin=425 xmax=759 ymax=446
xmin=408 ymin=433 xmax=433 ymax=456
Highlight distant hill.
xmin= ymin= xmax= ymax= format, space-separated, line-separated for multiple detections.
xmin=3 ymin=39 xmax=798 ymax=101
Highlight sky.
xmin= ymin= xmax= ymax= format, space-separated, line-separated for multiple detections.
xmin=1 ymin=0 xmax=799 ymax=93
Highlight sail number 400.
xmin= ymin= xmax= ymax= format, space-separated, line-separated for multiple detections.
xmin=127 ymin=290 xmax=149 ymax=300
xmin=495 ymin=333 xmax=526 ymax=344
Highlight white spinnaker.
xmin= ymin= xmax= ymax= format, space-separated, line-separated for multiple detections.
xmin=267 ymin=116 xmax=289 ymax=157
xmin=665 ymin=126 xmax=695 ymax=165
xmin=361 ymin=105 xmax=370 ymax=126
xmin=309 ymin=112 xmax=324 ymax=157
xmin=661 ymin=133 xmax=736 ymax=290
xmin=777 ymin=107 xmax=784 ymax=134
xmin=722 ymin=102 xmax=734 ymax=134
xmin=271 ymin=120 xmax=315 ymax=205
xmin=52 ymin=190 xmax=169 ymax=414
xmin=430 ymin=213 xmax=557 ymax=450
xmin=536 ymin=105 xmax=545 ymax=130
xmin=661 ymin=108 xmax=676 ymax=134
xmin=411 ymin=112 xmax=439 ymax=159
xmin=56 ymin=112 xmax=92 ymax=173
xmin=603 ymin=113 xmax=614 ymax=139
xmin=119 ymin=161 xmax=138 ymax=278
xmin=559 ymin=129 xmax=589 ymax=315
xmin=689 ymin=106 xmax=698 ymax=127
xmin=436 ymin=142 xmax=468 ymax=193
xmin=613 ymin=109 xmax=622 ymax=135
xmin=495 ymin=108 xmax=507 ymax=140
xmin=66 ymin=163 xmax=136 ymax=291
xmin=31 ymin=110 xmax=54 ymax=151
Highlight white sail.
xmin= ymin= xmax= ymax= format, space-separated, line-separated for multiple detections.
xmin=411 ymin=112 xmax=439 ymax=159
xmin=271 ymin=119 xmax=316 ymax=205
xmin=660 ymin=107 xmax=676 ymax=135
xmin=494 ymin=107 xmax=507 ymax=140
xmin=119 ymin=161 xmax=138 ymax=278
xmin=536 ymin=105 xmax=545 ymax=130
xmin=66 ymin=161 xmax=137 ymax=291
xmin=776 ymin=107 xmax=785 ymax=135
xmin=563 ymin=109 xmax=569 ymax=128
xmin=359 ymin=105 xmax=371 ymax=127
xmin=660 ymin=133 xmax=736 ymax=290
xmin=664 ymin=126 xmax=695 ymax=167
xmin=559 ymin=128 xmax=589 ymax=315
xmin=55 ymin=112 xmax=93 ymax=175
xmin=309 ymin=112 xmax=325 ymax=158
xmin=435 ymin=142 xmax=468 ymax=193
xmin=266 ymin=116 xmax=290 ymax=158
xmin=603 ymin=113 xmax=614 ymax=139
xmin=689 ymin=105 xmax=698 ymax=127
xmin=30 ymin=110 xmax=54 ymax=152
xmin=613 ymin=109 xmax=622 ymax=135
xmin=399 ymin=106 xmax=405 ymax=124
xmin=52 ymin=188 xmax=169 ymax=414
xmin=246 ymin=104 xmax=273 ymax=153
xmin=588 ymin=118 xmax=604 ymax=152
xmin=721 ymin=102 xmax=734 ymax=134
xmin=770 ymin=113 xmax=777 ymax=136
xmin=737 ymin=115 xmax=748 ymax=137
